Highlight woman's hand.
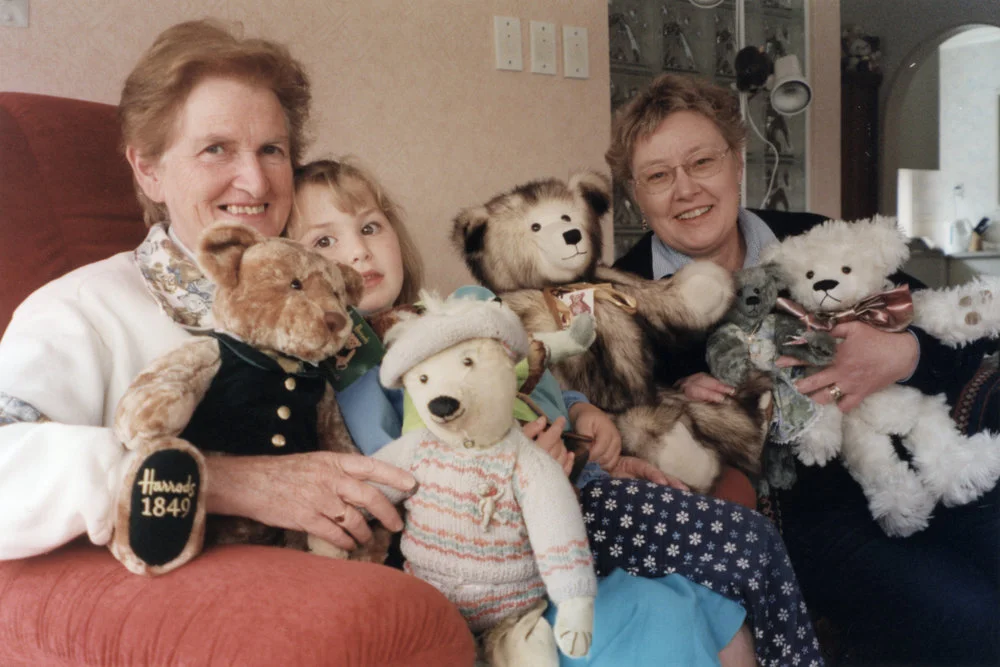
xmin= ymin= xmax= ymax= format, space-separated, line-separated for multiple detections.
xmin=608 ymin=456 xmax=690 ymax=491
xmin=675 ymin=372 xmax=736 ymax=404
xmin=523 ymin=416 xmax=573 ymax=477
xmin=780 ymin=321 xmax=919 ymax=412
xmin=204 ymin=452 xmax=415 ymax=552
xmin=568 ymin=402 xmax=622 ymax=471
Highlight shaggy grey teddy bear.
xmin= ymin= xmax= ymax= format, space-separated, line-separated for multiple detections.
xmin=707 ymin=265 xmax=836 ymax=490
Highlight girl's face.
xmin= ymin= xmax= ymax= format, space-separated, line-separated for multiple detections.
xmin=291 ymin=182 xmax=404 ymax=313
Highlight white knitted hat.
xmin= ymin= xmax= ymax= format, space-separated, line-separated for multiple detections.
xmin=379 ymin=291 xmax=530 ymax=389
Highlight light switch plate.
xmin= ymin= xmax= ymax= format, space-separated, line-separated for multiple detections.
xmin=494 ymin=16 xmax=522 ymax=71
xmin=530 ymin=20 xmax=557 ymax=75
xmin=0 ymin=0 xmax=29 ymax=28
xmin=563 ymin=25 xmax=589 ymax=79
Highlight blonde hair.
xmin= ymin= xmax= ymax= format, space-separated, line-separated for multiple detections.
xmin=606 ymin=73 xmax=746 ymax=184
xmin=290 ymin=158 xmax=424 ymax=307
xmin=119 ymin=19 xmax=312 ymax=226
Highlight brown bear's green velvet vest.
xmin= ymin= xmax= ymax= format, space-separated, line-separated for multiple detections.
xmin=180 ymin=333 xmax=327 ymax=455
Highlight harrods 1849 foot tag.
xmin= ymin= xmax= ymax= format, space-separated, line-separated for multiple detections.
xmin=114 ymin=440 xmax=206 ymax=575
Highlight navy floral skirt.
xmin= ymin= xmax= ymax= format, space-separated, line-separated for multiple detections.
xmin=581 ymin=477 xmax=824 ymax=667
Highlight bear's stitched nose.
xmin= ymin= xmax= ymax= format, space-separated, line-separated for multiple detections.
xmin=745 ymin=296 xmax=760 ymax=306
xmin=324 ymin=311 xmax=347 ymax=333
xmin=428 ymin=396 xmax=461 ymax=418
xmin=813 ymin=279 xmax=839 ymax=292
xmin=563 ymin=229 xmax=582 ymax=245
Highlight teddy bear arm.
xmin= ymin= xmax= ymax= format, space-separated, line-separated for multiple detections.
xmin=774 ymin=314 xmax=836 ymax=366
xmin=316 ymin=384 xmax=361 ymax=455
xmin=513 ymin=443 xmax=597 ymax=604
xmin=113 ymin=338 xmax=222 ymax=447
xmin=597 ymin=262 xmax=734 ymax=332
xmin=706 ymin=324 xmax=752 ymax=386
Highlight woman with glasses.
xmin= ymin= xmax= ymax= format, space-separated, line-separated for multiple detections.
xmin=607 ymin=73 xmax=999 ymax=666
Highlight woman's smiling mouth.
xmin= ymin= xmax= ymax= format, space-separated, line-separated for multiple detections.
xmin=675 ymin=205 xmax=713 ymax=221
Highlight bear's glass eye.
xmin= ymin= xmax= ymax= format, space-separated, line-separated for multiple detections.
xmin=841 ymin=266 xmax=852 ymax=274
xmin=530 ymin=222 xmax=542 ymax=232
xmin=419 ymin=374 xmax=428 ymax=384
xmin=561 ymin=214 xmax=571 ymax=222
xmin=753 ymin=288 xmax=760 ymax=295
xmin=290 ymin=279 xmax=303 ymax=290
xmin=806 ymin=271 xmax=815 ymax=279
xmin=736 ymin=288 xmax=743 ymax=297
xmin=463 ymin=357 xmax=474 ymax=367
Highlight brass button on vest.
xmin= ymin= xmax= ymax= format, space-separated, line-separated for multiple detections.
xmin=284 ymin=377 xmax=297 ymax=391
xmin=277 ymin=406 xmax=291 ymax=420
xmin=271 ymin=434 xmax=287 ymax=448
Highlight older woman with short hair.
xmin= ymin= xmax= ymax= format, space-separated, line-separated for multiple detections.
xmin=0 ymin=19 xmax=413 ymax=564
xmin=607 ymin=72 xmax=999 ymax=665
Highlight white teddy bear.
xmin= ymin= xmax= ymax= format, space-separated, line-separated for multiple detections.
xmin=375 ymin=291 xmax=596 ymax=666
xmin=762 ymin=215 xmax=1000 ymax=537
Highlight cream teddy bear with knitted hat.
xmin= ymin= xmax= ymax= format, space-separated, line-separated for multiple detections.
xmin=376 ymin=291 xmax=596 ymax=667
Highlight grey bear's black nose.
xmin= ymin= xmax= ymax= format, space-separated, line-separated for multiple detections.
xmin=813 ymin=279 xmax=839 ymax=292
xmin=745 ymin=296 xmax=760 ymax=306
xmin=428 ymin=396 xmax=461 ymax=418
xmin=563 ymin=229 xmax=582 ymax=245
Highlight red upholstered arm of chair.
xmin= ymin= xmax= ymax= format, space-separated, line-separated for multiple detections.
xmin=0 ymin=542 xmax=475 ymax=667
xmin=0 ymin=92 xmax=147 ymax=334
xmin=0 ymin=92 xmax=476 ymax=666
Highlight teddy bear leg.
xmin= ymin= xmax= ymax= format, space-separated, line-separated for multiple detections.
xmin=841 ymin=417 xmax=934 ymax=537
xmin=109 ymin=437 xmax=207 ymax=575
xmin=617 ymin=406 xmax=721 ymax=494
xmin=904 ymin=395 xmax=1000 ymax=508
xmin=481 ymin=599 xmax=559 ymax=667
xmin=794 ymin=404 xmax=842 ymax=467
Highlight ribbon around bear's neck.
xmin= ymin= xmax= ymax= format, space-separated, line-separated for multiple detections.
xmin=776 ymin=284 xmax=914 ymax=333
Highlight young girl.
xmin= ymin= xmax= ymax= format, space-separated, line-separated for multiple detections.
xmin=287 ymin=158 xmax=819 ymax=667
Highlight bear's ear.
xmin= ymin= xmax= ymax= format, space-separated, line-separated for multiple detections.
xmin=452 ymin=206 xmax=490 ymax=257
xmin=198 ymin=223 xmax=264 ymax=289
xmin=760 ymin=262 xmax=787 ymax=290
xmin=569 ymin=170 xmax=612 ymax=219
xmin=758 ymin=240 xmax=782 ymax=267
xmin=865 ymin=215 xmax=909 ymax=272
xmin=338 ymin=263 xmax=365 ymax=306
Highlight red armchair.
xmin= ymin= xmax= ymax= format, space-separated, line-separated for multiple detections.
xmin=0 ymin=92 xmax=475 ymax=667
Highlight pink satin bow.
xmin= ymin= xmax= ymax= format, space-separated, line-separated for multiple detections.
xmin=776 ymin=284 xmax=914 ymax=333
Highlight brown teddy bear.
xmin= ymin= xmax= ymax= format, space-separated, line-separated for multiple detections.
xmin=109 ymin=222 xmax=364 ymax=575
xmin=453 ymin=171 xmax=772 ymax=493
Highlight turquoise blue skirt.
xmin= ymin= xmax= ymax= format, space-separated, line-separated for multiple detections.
xmin=545 ymin=568 xmax=746 ymax=666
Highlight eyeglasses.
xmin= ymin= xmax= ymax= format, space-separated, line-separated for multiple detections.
xmin=632 ymin=147 xmax=731 ymax=195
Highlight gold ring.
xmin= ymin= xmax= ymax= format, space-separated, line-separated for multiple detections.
xmin=828 ymin=385 xmax=844 ymax=402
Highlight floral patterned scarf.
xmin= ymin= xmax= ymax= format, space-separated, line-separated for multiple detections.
xmin=133 ymin=223 xmax=216 ymax=331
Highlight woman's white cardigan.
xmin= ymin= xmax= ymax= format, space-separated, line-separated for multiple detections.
xmin=0 ymin=252 xmax=191 ymax=558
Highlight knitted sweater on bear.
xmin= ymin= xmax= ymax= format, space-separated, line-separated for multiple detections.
xmin=373 ymin=425 xmax=597 ymax=633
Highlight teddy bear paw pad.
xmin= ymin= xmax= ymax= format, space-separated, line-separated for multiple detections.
xmin=121 ymin=446 xmax=205 ymax=572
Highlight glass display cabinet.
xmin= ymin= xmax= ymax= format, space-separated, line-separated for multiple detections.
xmin=608 ymin=0 xmax=808 ymax=259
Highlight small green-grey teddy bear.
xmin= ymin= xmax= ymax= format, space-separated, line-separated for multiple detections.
xmin=706 ymin=264 xmax=836 ymax=490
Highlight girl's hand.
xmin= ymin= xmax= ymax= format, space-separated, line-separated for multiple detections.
xmin=782 ymin=321 xmax=919 ymax=412
xmin=568 ymin=402 xmax=622 ymax=471
xmin=675 ymin=372 xmax=736 ymax=404
xmin=523 ymin=416 xmax=573 ymax=477
xmin=608 ymin=456 xmax=690 ymax=491
xmin=204 ymin=451 xmax=415 ymax=552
